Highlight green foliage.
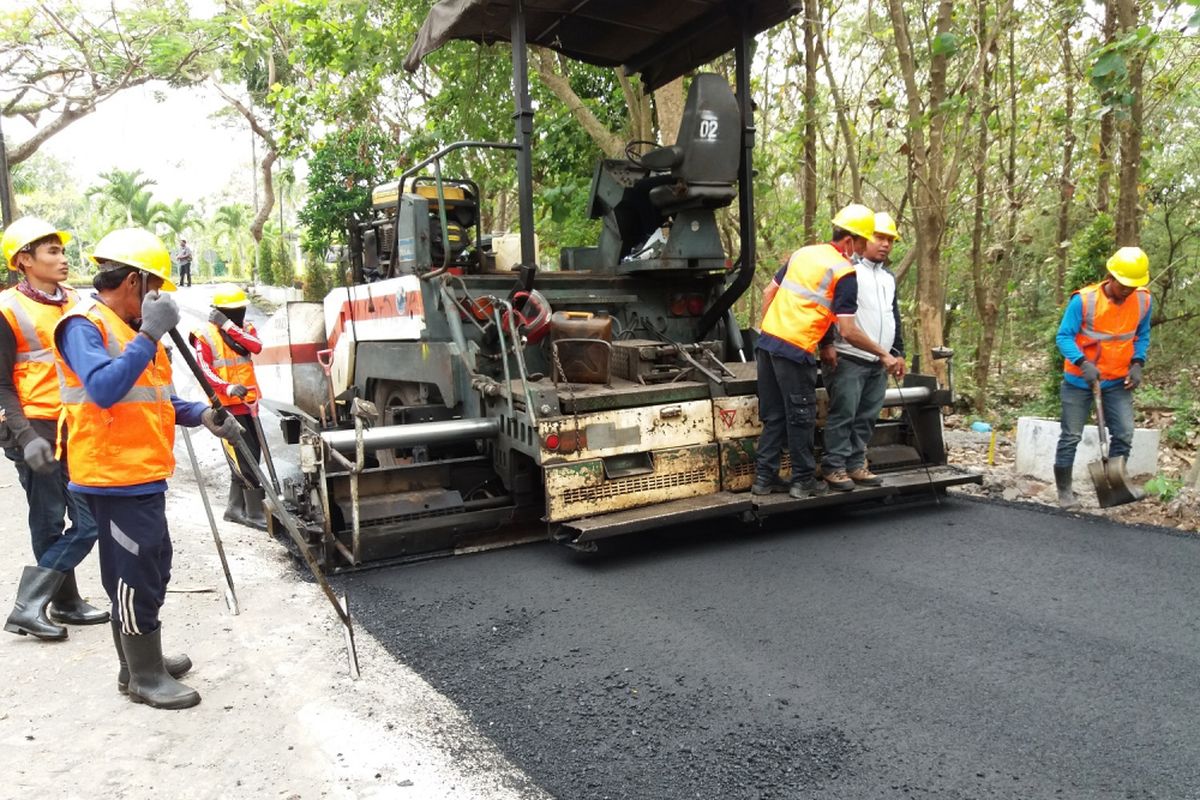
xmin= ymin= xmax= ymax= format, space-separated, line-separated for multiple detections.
xmin=1165 ymin=397 xmax=1200 ymax=447
xmin=1066 ymin=214 xmax=1115 ymax=294
xmin=298 ymin=128 xmax=396 ymax=255
xmin=302 ymin=252 xmax=332 ymax=301
xmin=275 ymin=240 xmax=295 ymax=288
xmin=257 ymin=237 xmax=276 ymax=286
xmin=1143 ymin=474 xmax=1184 ymax=502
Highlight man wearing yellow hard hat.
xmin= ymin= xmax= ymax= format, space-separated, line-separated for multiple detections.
xmin=189 ymin=284 xmax=266 ymax=528
xmin=54 ymin=227 xmax=242 ymax=709
xmin=820 ymin=211 xmax=907 ymax=492
xmin=754 ymin=204 xmax=903 ymax=500
xmin=1053 ymin=246 xmax=1152 ymax=508
xmin=1 ymin=216 xmax=107 ymax=641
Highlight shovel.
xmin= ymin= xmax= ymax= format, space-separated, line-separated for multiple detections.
xmin=1087 ymin=383 xmax=1144 ymax=508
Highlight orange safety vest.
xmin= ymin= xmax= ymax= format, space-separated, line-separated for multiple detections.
xmin=762 ymin=243 xmax=855 ymax=354
xmin=191 ymin=322 xmax=259 ymax=407
xmin=1063 ymin=282 xmax=1151 ymax=381
xmin=0 ymin=286 xmax=77 ymax=420
xmin=54 ymin=297 xmax=176 ymax=488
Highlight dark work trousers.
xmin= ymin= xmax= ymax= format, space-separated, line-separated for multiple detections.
xmin=821 ymin=357 xmax=888 ymax=472
xmin=86 ymin=493 xmax=172 ymax=635
xmin=754 ymin=348 xmax=819 ymax=484
xmin=4 ymin=446 xmax=99 ymax=571
xmin=178 ymin=264 xmax=192 ymax=287
xmin=229 ymin=412 xmax=262 ymax=488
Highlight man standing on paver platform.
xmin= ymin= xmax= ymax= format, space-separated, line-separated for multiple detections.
xmin=1 ymin=216 xmax=108 ymax=641
xmin=819 ymin=211 xmax=906 ymax=493
xmin=1053 ymin=246 xmax=1152 ymax=508
xmin=54 ymin=227 xmax=241 ymax=709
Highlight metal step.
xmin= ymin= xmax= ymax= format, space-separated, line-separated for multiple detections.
xmin=557 ymin=491 xmax=753 ymax=544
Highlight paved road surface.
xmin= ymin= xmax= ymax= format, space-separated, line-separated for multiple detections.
xmin=344 ymin=496 xmax=1200 ymax=799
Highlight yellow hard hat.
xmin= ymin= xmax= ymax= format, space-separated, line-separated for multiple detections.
xmin=831 ymin=203 xmax=876 ymax=240
xmin=874 ymin=212 xmax=900 ymax=240
xmin=89 ymin=228 xmax=177 ymax=291
xmin=2 ymin=216 xmax=72 ymax=269
xmin=212 ymin=284 xmax=249 ymax=309
xmin=1106 ymin=246 xmax=1149 ymax=287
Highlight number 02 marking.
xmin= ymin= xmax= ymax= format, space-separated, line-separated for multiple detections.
xmin=698 ymin=119 xmax=719 ymax=140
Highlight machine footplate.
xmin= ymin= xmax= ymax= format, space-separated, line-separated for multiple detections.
xmin=557 ymin=491 xmax=752 ymax=544
xmin=751 ymin=465 xmax=982 ymax=516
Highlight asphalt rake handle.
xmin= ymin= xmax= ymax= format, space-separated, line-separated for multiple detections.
xmin=168 ymin=328 xmax=360 ymax=676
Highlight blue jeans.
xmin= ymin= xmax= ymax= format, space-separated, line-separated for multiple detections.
xmin=755 ymin=349 xmax=819 ymax=483
xmin=5 ymin=446 xmax=100 ymax=571
xmin=821 ymin=357 xmax=888 ymax=472
xmin=1055 ymin=381 xmax=1134 ymax=468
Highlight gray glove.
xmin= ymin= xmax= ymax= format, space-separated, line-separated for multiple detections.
xmin=23 ymin=437 xmax=57 ymax=475
xmin=1079 ymin=360 xmax=1101 ymax=386
xmin=1126 ymin=362 xmax=1143 ymax=390
xmin=201 ymin=408 xmax=242 ymax=441
xmin=140 ymin=291 xmax=181 ymax=341
xmin=227 ymin=383 xmax=249 ymax=399
xmin=209 ymin=309 xmax=230 ymax=328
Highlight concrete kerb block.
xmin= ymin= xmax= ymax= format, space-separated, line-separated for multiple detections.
xmin=1015 ymin=416 xmax=1160 ymax=483
xmin=250 ymin=285 xmax=303 ymax=305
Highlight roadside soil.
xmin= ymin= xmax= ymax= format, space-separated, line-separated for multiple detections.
xmin=943 ymin=415 xmax=1200 ymax=533
xmin=0 ymin=407 xmax=545 ymax=799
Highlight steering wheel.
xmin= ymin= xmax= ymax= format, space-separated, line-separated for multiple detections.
xmin=624 ymin=139 xmax=659 ymax=168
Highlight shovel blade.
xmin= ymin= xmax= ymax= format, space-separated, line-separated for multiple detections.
xmin=1088 ymin=455 xmax=1143 ymax=508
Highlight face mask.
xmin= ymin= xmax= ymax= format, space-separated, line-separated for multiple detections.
xmin=221 ymin=308 xmax=247 ymax=327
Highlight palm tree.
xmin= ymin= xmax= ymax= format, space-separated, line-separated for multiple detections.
xmin=85 ymin=168 xmax=156 ymax=226
xmin=211 ymin=203 xmax=253 ymax=279
xmin=159 ymin=199 xmax=201 ymax=246
xmin=128 ymin=189 xmax=168 ymax=229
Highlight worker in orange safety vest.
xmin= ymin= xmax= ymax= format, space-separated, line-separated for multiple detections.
xmin=189 ymin=284 xmax=266 ymax=528
xmin=1053 ymin=246 xmax=1152 ymax=508
xmin=754 ymin=204 xmax=903 ymax=500
xmin=1 ymin=216 xmax=107 ymax=641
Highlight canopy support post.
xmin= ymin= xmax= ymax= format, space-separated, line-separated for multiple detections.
xmin=511 ymin=0 xmax=537 ymax=292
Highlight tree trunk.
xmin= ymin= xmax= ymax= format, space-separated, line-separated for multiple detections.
xmin=970 ymin=0 xmax=994 ymax=411
xmin=802 ymin=0 xmax=819 ymax=244
xmin=1096 ymin=0 xmax=1117 ymax=214
xmin=887 ymin=0 xmax=955 ymax=384
xmin=653 ymin=77 xmax=685 ymax=144
xmin=815 ymin=27 xmax=862 ymax=201
xmin=1054 ymin=14 xmax=1077 ymax=305
xmin=1114 ymin=0 xmax=1144 ymax=244
xmin=533 ymin=47 xmax=624 ymax=158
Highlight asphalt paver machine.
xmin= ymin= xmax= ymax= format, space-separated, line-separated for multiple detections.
xmin=256 ymin=0 xmax=981 ymax=570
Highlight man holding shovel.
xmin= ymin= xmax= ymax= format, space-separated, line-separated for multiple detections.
xmin=1053 ymin=246 xmax=1151 ymax=508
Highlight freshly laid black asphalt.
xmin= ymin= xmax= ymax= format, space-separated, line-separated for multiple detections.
xmin=344 ymin=497 xmax=1200 ymax=799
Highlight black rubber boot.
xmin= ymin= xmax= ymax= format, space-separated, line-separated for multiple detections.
xmin=4 ymin=566 xmax=68 ymax=640
xmin=48 ymin=569 xmax=110 ymax=625
xmin=1054 ymin=465 xmax=1079 ymax=509
xmin=243 ymin=487 xmax=268 ymax=531
xmin=222 ymin=478 xmax=249 ymax=525
xmin=110 ymin=621 xmax=192 ymax=695
xmin=121 ymin=628 xmax=201 ymax=709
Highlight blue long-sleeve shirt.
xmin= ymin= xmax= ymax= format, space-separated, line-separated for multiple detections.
xmin=58 ymin=311 xmax=208 ymax=495
xmin=1056 ymin=292 xmax=1151 ymax=390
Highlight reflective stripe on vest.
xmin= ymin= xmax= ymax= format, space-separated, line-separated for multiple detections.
xmin=761 ymin=243 xmax=855 ymax=354
xmin=0 ymin=286 xmax=77 ymax=419
xmin=194 ymin=322 xmax=259 ymax=406
xmin=1063 ymin=283 xmax=1150 ymax=381
xmin=54 ymin=297 xmax=176 ymax=488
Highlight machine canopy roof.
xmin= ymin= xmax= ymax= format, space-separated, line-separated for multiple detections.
xmin=404 ymin=0 xmax=801 ymax=91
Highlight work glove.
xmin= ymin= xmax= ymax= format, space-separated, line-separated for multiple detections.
xmin=209 ymin=309 xmax=230 ymax=329
xmin=1078 ymin=360 xmax=1101 ymax=386
xmin=201 ymin=408 xmax=242 ymax=441
xmin=22 ymin=437 xmax=57 ymax=475
xmin=227 ymin=383 xmax=249 ymax=399
xmin=140 ymin=291 xmax=181 ymax=341
xmin=1125 ymin=362 xmax=1143 ymax=390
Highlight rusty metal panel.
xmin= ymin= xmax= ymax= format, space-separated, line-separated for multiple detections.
xmin=538 ymin=399 xmax=714 ymax=463
xmin=712 ymin=390 xmax=829 ymax=443
xmin=544 ymin=444 xmax=720 ymax=522
xmin=720 ymin=438 xmax=791 ymax=492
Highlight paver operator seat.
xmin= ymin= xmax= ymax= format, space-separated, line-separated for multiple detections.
xmin=562 ymin=73 xmax=741 ymax=273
